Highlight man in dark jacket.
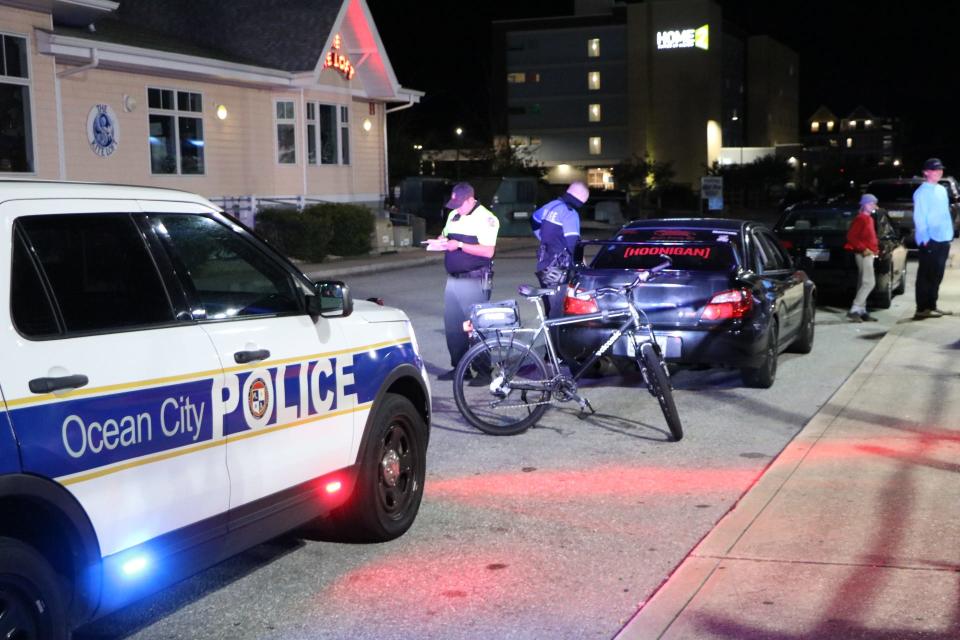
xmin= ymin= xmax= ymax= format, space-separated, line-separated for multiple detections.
xmin=530 ymin=181 xmax=589 ymax=316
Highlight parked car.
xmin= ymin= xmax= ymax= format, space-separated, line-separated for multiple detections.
xmin=773 ymin=202 xmax=907 ymax=308
xmin=0 ymin=180 xmax=430 ymax=638
xmin=560 ymin=218 xmax=815 ymax=388
xmin=866 ymin=177 xmax=960 ymax=245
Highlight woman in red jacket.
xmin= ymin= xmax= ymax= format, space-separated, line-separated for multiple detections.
xmin=845 ymin=193 xmax=880 ymax=322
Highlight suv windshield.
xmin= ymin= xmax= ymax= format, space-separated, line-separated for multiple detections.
xmin=779 ymin=207 xmax=856 ymax=231
xmin=869 ymin=183 xmax=917 ymax=202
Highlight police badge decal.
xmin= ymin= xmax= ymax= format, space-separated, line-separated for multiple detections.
xmin=87 ymin=104 xmax=120 ymax=157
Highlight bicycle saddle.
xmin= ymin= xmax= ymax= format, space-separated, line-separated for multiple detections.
xmin=517 ymin=284 xmax=556 ymax=297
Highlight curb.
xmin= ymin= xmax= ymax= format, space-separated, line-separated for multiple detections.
xmin=614 ymin=312 xmax=911 ymax=639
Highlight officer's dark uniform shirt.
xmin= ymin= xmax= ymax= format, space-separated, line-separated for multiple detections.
xmin=532 ymin=195 xmax=581 ymax=272
xmin=442 ymin=203 xmax=499 ymax=274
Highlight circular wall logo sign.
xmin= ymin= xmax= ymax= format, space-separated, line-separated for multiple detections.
xmin=247 ymin=377 xmax=271 ymax=420
xmin=86 ymin=104 xmax=119 ymax=157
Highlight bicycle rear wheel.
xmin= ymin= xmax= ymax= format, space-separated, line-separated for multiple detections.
xmin=639 ymin=342 xmax=683 ymax=441
xmin=453 ymin=338 xmax=551 ymax=435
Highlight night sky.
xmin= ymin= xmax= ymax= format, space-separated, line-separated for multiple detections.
xmin=367 ymin=0 xmax=960 ymax=170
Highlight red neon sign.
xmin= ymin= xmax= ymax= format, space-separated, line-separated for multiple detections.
xmin=323 ymin=34 xmax=356 ymax=80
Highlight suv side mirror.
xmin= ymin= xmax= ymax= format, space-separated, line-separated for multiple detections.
xmin=307 ymin=280 xmax=353 ymax=317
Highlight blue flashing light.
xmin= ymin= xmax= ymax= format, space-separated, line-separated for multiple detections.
xmin=121 ymin=555 xmax=150 ymax=577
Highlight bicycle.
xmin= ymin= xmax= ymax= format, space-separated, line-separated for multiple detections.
xmin=452 ymin=257 xmax=682 ymax=440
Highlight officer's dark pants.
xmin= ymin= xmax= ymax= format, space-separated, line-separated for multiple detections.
xmin=915 ymin=240 xmax=951 ymax=311
xmin=444 ymin=275 xmax=491 ymax=367
xmin=535 ymin=274 xmax=566 ymax=319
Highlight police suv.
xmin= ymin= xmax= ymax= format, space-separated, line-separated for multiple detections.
xmin=0 ymin=181 xmax=431 ymax=639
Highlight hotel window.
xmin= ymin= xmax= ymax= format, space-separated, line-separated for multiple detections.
xmin=810 ymin=122 xmax=820 ymax=133
xmin=148 ymin=87 xmax=204 ymax=174
xmin=0 ymin=34 xmax=32 ymax=173
xmin=846 ymin=137 xmax=853 ymax=148
xmin=589 ymin=103 xmax=601 ymax=122
xmin=589 ymin=136 xmax=602 ymax=155
xmin=507 ymin=72 xmax=526 ymax=84
xmin=340 ymin=105 xmax=350 ymax=165
xmin=587 ymin=38 xmax=600 ymax=57
xmin=588 ymin=72 xmax=601 ymax=90
xmin=275 ymin=100 xmax=296 ymax=164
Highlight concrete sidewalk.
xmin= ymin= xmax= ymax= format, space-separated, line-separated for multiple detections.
xmin=618 ymin=246 xmax=960 ymax=638
xmin=297 ymin=236 xmax=539 ymax=280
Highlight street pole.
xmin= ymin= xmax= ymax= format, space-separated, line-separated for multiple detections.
xmin=455 ymin=127 xmax=463 ymax=181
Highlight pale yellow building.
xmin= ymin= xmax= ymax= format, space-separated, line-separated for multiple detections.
xmin=0 ymin=0 xmax=421 ymax=222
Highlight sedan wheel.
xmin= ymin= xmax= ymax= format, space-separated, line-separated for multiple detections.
xmin=742 ymin=322 xmax=778 ymax=388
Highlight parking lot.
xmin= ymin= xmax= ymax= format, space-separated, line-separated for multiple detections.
xmin=73 ymin=251 xmax=916 ymax=640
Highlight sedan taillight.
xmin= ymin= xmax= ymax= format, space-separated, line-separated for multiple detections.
xmin=563 ymin=286 xmax=599 ymax=315
xmin=701 ymin=288 xmax=753 ymax=321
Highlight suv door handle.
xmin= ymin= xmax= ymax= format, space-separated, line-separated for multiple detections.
xmin=29 ymin=374 xmax=89 ymax=394
xmin=234 ymin=349 xmax=270 ymax=364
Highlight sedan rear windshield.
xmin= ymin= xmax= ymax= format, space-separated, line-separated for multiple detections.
xmin=869 ymin=183 xmax=918 ymax=202
xmin=591 ymin=236 xmax=737 ymax=271
xmin=779 ymin=208 xmax=856 ymax=231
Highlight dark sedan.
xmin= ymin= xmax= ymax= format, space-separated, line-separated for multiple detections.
xmin=558 ymin=219 xmax=815 ymax=388
xmin=773 ymin=203 xmax=907 ymax=308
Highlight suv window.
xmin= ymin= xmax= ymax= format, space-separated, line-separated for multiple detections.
xmin=10 ymin=229 xmax=60 ymax=337
xmin=15 ymin=215 xmax=174 ymax=335
xmin=153 ymin=214 xmax=301 ymax=320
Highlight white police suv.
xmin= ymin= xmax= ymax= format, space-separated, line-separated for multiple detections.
xmin=0 ymin=181 xmax=431 ymax=639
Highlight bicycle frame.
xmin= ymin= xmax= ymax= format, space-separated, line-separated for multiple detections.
xmin=483 ymin=291 xmax=659 ymax=384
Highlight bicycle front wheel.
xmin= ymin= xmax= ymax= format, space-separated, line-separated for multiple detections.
xmin=639 ymin=342 xmax=683 ymax=441
xmin=453 ymin=338 xmax=551 ymax=435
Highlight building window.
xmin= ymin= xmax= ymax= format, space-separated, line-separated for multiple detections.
xmin=587 ymin=38 xmax=600 ymax=57
xmin=148 ymin=87 xmax=204 ymax=174
xmin=340 ymin=105 xmax=350 ymax=165
xmin=588 ymin=71 xmax=601 ymax=91
xmin=589 ymin=103 xmax=601 ymax=122
xmin=846 ymin=137 xmax=853 ymax=148
xmin=0 ymin=34 xmax=32 ymax=173
xmin=589 ymin=136 xmax=602 ymax=155
xmin=305 ymin=102 xmax=345 ymax=165
xmin=275 ymin=100 xmax=296 ymax=164
xmin=587 ymin=168 xmax=614 ymax=190
xmin=810 ymin=122 xmax=819 ymax=133
xmin=508 ymin=135 xmax=530 ymax=146
xmin=507 ymin=72 xmax=526 ymax=84
xmin=826 ymin=120 xmax=835 ymax=132
xmin=865 ymin=119 xmax=873 ymax=127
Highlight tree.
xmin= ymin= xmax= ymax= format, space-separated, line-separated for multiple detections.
xmin=491 ymin=141 xmax=547 ymax=178
xmin=612 ymin=154 xmax=676 ymax=208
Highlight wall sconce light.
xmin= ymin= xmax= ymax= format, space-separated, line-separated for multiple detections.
xmin=362 ymin=117 xmax=372 ymax=132
xmin=122 ymin=94 xmax=137 ymax=112
xmin=216 ymin=104 xmax=228 ymax=120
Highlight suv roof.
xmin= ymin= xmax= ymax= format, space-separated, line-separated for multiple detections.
xmin=0 ymin=179 xmax=220 ymax=209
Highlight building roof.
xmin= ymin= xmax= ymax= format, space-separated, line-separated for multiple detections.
xmin=111 ymin=0 xmax=341 ymax=73
xmin=808 ymin=105 xmax=838 ymax=123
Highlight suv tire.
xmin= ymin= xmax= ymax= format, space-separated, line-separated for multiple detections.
xmin=0 ymin=537 xmax=69 ymax=640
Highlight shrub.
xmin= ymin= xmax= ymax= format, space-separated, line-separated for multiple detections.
xmin=306 ymin=203 xmax=374 ymax=256
xmin=254 ymin=207 xmax=332 ymax=262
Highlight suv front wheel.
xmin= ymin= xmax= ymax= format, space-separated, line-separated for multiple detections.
xmin=0 ymin=537 xmax=69 ymax=640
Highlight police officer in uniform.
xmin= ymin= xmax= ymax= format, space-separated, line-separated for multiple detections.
xmin=531 ymin=181 xmax=589 ymax=316
xmin=434 ymin=182 xmax=500 ymax=380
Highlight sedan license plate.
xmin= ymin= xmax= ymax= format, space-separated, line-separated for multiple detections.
xmin=806 ymin=248 xmax=830 ymax=262
xmin=627 ymin=334 xmax=680 ymax=359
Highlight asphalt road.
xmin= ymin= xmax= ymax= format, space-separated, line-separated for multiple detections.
xmin=77 ymin=252 xmax=915 ymax=640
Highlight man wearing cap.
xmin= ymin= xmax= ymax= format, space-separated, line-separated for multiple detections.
xmin=433 ymin=182 xmax=500 ymax=379
xmin=912 ymin=158 xmax=954 ymax=319
xmin=844 ymin=193 xmax=880 ymax=322
xmin=530 ymin=181 xmax=589 ymax=316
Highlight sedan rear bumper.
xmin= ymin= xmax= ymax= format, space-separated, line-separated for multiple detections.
xmin=557 ymin=321 xmax=768 ymax=369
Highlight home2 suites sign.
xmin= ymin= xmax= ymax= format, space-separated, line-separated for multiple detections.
xmin=656 ymin=24 xmax=709 ymax=50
